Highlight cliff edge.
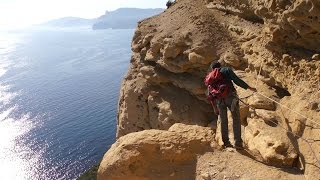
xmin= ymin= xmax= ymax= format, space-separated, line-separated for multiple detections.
xmin=98 ymin=0 xmax=320 ymax=179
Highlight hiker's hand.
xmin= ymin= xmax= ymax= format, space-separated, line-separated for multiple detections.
xmin=248 ymin=87 xmax=257 ymax=92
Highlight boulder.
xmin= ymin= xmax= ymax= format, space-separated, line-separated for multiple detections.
xmin=223 ymin=52 xmax=242 ymax=67
xmin=98 ymin=124 xmax=216 ymax=180
xmin=248 ymin=94 xmax=276 ymax=111
xmin=244 ymin=118 xmax=298 ymax=167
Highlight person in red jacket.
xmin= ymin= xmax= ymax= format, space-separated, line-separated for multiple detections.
xmin=206 ymin=61 xmax=256 ymax=149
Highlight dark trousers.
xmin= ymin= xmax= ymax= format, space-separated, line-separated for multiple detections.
xmin=217 ymin=93 xmax=242 ymax=146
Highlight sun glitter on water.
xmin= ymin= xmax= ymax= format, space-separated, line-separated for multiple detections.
xmin=0 ymin=35 xmax=39 ymax=180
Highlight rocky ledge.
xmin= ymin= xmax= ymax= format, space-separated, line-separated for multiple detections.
xmin=98 ymin=0 xmax=320 ymax=179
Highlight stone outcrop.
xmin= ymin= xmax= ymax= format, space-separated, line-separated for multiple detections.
xmin=99 ymin=0 xmax=320 ymax=179
xmin=98 ymin=124 xmax=305 ymax=180
xmin=97 ymin=124 xmax=216 ymax=180
xmin=244 ymin=117 xmax=298 ymax=167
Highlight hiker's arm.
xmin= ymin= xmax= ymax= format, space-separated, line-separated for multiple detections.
xmin=228 ymin=69 xmax=250 ymax=90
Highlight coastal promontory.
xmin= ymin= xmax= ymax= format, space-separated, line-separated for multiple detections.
xmin=92 ymin=8 xmax=164 ymax=29
xmin=98 ymin=0 xmax=320 ymax=179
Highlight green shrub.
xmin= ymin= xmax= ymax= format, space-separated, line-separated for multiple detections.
xmin=166 ymin=0 xmax=176 ymax=9
xmin=78 ymin=164 xmax=99 ymax=180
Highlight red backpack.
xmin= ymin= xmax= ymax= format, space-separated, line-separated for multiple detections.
xmin=204 ymin=68 xmax=230 ymax=100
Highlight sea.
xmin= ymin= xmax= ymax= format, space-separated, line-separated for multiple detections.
xmin=0 ymin=27 xmax=134 ymax=180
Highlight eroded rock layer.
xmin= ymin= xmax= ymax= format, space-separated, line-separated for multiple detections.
xmin=101 ymin=0 xmax=320 ymax=179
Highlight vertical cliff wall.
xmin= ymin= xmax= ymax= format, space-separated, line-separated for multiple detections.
xmin=103 ymin=0 xmax=320 ymax=179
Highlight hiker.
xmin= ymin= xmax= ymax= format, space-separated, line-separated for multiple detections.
xmin=205 ymin=60 xmax=257 ymax=149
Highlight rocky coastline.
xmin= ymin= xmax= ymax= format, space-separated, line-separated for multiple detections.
xmin=97 ymin=0 xmax=320 ymax=179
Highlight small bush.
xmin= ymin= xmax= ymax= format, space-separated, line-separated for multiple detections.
xmin=79 ymin=164 xmax=99 ymax=180
xmin=166 ymin=0 xmax=176 ymax=9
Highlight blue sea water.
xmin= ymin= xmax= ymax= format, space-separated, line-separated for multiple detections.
xmin=0 ymin=27 xmax=133 ymax=179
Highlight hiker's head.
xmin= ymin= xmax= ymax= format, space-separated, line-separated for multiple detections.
xmin=210 ymin=61 xmax=221 ymax=70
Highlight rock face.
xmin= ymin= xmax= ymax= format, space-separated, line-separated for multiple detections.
xmin=207 ymin=0 xmax=320 ymax=52
xmin=99 ymin=0 xmax=320 ymax=179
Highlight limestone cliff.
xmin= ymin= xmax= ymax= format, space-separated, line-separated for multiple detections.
xmin=99 ymin=0 xmax=320 ymax=179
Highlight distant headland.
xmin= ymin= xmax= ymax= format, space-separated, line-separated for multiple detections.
xmin=39 ymin=8 xmax=164 ymax=29
xmin=92 ymin=8 xmax=164 ymax=29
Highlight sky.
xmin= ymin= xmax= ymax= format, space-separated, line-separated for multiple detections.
xmin=0 ymin=0 xmax=168 ymax=29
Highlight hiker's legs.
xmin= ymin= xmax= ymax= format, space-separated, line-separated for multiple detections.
xmin=230 ymin=97 xmax=243 ymax=146
xmin=218 ymin=100 xmax=230 ymax=146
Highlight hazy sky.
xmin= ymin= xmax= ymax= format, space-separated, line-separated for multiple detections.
xmin=0 ymin=0 xmax=168 ymax=29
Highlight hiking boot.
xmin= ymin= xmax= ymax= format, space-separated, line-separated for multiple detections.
xmin=224 ymin=143 xmax=233 ymax=149
xmin=234 ymin=144 xmax=244 ymax=150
